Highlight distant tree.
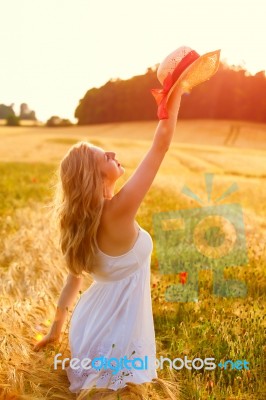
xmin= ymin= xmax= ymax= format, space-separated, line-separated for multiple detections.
xmin=74 ymin=62 xmax=266 ymax=124
xmin=6 ymin=115 xmax=20 ymax=126
xmin=19 ymin=103 xmax=37 ymax=120
xmin=0 ymin=104 xmax=15 ymax=119
xmin=61 ymin=118 xmax=73 ymax=127
xmin=75 ymin=69 xmax=159 ymax=124
xmin=46 ymin=116 xmax=73 ymax=127
xmin=46 ymin=116 xmax=61 ymax=126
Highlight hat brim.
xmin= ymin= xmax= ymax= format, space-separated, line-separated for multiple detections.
xmin=167 ymin=49 xmax=221 ymax=100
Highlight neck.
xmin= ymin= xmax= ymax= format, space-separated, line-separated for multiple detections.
xmin=103 ymin=182 xmax=116 ymax=200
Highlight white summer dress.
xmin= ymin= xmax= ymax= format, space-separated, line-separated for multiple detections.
xmin=65 ymin=223 xmax=158 ymax=393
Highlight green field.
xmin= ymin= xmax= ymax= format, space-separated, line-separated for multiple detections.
xmin=0 ymin=121 xmax=265 ymax=400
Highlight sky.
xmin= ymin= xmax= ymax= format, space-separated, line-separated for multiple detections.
xmin=1 ymin=0 xmax=265 ymax=122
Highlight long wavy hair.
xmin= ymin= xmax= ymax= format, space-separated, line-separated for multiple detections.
xmin=51 ymin=141 xmax=105 ymax=277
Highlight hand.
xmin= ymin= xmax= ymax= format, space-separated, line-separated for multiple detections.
xmin=166 ymin=84 xmax=184 ymax=119
xmin=180 ymin=80 xmax=192 ymax=95
xmin=33 ymin=331 xmax=61 ymax=352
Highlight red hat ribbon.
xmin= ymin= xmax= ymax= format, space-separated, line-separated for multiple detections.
xmin=151 ymin=50 xmax=200 ymax=119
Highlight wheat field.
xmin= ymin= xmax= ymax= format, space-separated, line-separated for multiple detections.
xmin=0 ymin=120 xmax=265 ymax=400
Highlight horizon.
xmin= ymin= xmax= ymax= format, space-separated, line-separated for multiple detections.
xmin=1 ymin=0 xmax=265 ymax=122
xmin=2 ymin=60 xmax=263 ymax=124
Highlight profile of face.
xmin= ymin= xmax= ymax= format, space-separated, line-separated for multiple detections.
xmin=92 ymin=146 xmax=125 ymax=184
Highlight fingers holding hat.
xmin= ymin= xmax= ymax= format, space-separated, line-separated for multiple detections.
xmin=180 ymin=80 xmax=192 ymax=95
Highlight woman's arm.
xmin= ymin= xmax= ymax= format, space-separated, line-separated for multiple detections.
xmin=33 ymin=273 xmax=83 ymax=351
xmin=109 ymin=85 xmax=184 ymax=221
xmin=152 ymin=85 xmax=184 ymax=151
xmin=50 ymin=273 xmax=83 ymax=336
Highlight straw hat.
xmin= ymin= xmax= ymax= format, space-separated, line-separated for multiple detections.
xmin=151 ymin=46 xmax=221 ymax=119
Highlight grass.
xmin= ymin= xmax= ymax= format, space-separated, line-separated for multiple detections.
xmin=0 ymin=161 xmax=55 ymax=234
xmin=0 ymin=122 xmax=265 ymax=399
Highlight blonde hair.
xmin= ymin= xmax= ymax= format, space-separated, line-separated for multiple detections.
xmin=51 ymin=141 xmax=105 ymax=276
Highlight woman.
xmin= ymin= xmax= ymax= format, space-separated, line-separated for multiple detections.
xmin=33 ymin=84 xmax=184 ymax=398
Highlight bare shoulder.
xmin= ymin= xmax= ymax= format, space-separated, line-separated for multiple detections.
xmin=101 ymin=198 xmax=136 ymax=230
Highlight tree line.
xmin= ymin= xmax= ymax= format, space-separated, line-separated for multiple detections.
xmin=75 ymin=62 xmax=266 ymax=125
xmin=1 ymin=62 xmax=265 ymax=126
xmin=0 ymin=103 xmax=36 ymax=126
xmin=0 ymin=104 xmax=72 ymax=127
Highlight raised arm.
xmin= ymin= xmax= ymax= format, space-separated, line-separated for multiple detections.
xmin=110 ymin=85 xmax=184 ymax=221
xmin=33 ymin=272 xmax=83 ymax=351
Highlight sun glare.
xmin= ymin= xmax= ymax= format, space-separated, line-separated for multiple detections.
xmin=0 ymin=0 xmax=265 ymax=121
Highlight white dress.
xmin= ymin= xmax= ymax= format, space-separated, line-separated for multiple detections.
xmin=66 ymin=223 xmax=158 ymax=393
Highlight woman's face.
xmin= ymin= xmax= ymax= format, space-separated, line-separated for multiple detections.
xmin=92 ymin=146 xmax=125 ymax=182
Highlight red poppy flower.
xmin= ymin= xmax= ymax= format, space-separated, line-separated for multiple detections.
xmin=179 ymin=272 xmax=188 ymax=285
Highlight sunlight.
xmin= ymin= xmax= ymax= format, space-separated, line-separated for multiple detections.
xmin=0 ymin=0 xmax=265 ymax=121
